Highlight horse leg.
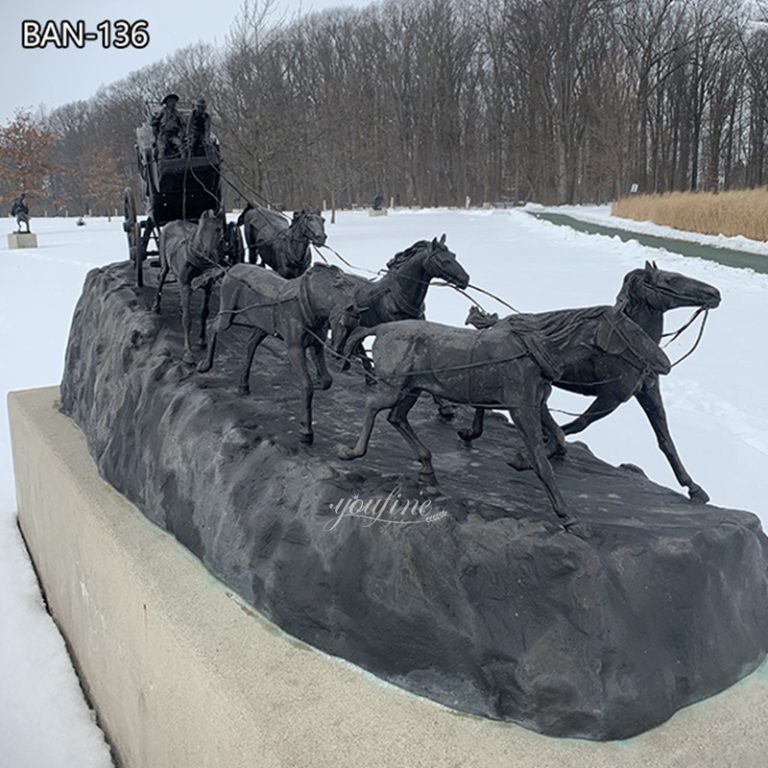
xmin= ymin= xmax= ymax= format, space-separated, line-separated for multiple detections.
xmin=507 ymin=399 xmax=575 ymax=527
xmin=152 ymin=261 xmax=170 ymax=313
xmin=509 ymin=397 xmax=567 ymax=469
xmin=337 ymin=384 xmax=403 ymax=460
xmin=635 ymin=376 xmax=709 ymax=503
xmin=540 ymin=401 xmax=567 ymax=457
xmin=458 ymin=408 xmax=485 ymax=442
xmin=560 ymin=389 xmax=628 ymax=435
xmin=309 ymin=341 xmax=333 ymax=390
xmin=238 ymin=329 xmax=268 ymax=395
xmin=198 ymin=282 xmax=212 ymax=349
xmin=388 ymin=391 xmax=437 ymax=486
xmin=287 ymin=344 xmax=315 ymax=444
xmin=180 ymin=283 xmax=195 ymax=364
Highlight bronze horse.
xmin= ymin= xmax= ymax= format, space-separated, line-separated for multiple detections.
xmin=197 ymin=263 xmax=358 ymax=444
xmin=153 ymin=210 xmax=223 ymax=364
xmin=237 ymin=202 xmax=326 ymax=278
xmin=339 ymin=308 xmax=671 ymax=527
xmin=463 ymin=261 xmax=721 ymax=502
xmin=337 ymin=235 xmax=470 ymax=417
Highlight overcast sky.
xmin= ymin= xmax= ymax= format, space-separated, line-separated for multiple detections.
xmin=0 ymin=0 xmax=368 ymax=124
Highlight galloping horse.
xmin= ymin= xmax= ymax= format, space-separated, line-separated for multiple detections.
xmin=463 ymin=261 xmax=721 ymax=502
xmin=237 ymin=202 xmax=326 ymax=278
xmin=338 ymin=308 xmax=671 ymax=527
xmin=197 ymin=263 xmax=358 ymax=444
xmin=153 ymin=210 xmax=224 ymax=364
xmin=334 ymin=235 xmax=470 ymax=417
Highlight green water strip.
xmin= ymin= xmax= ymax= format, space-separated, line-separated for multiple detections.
xmin=530 ymin=211 xmax=768 ymax=275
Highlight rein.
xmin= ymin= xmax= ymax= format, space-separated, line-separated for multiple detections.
xmin=669 ymin=309 xmax=709 ymax=368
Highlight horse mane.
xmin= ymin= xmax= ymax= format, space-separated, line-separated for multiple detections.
xmin=386 ymin=240 xmax=434 ymax=270
xmin=505 ymin=305 xmax=609 ymax=342
xmin=615 ymin=269 xmax=647 ymax=307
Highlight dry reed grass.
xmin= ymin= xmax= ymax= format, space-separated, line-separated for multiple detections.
xmin=611 ymin=189 xmax=768 ymax=242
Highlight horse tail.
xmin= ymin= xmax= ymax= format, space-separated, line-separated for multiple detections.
xmin=343 ymin=326 xmax=377 ymax=358
xmin=236 ymin=202 xmax=254 ymax=227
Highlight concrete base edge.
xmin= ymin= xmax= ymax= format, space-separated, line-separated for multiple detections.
xmin=8 ymin=385 xmax=768 ymax=768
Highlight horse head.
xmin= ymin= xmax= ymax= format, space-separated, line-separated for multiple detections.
xmin=197 ymin=209 xmax=223 ymax=254
xmin=595 ymin=308 xmax=671 ymax=376
xmin=424 ymin=234 xmax=470 ymax=289
xmin=619 ymin=261 xmax=721 ymax=312
xmin=293 ymin=209 xmax=327 ymax=246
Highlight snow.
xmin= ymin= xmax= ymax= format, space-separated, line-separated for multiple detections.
xmin=1 ymin=209 xmax=766 ymax=762
xmin=537 ymin=202 xmax=768 ymax=258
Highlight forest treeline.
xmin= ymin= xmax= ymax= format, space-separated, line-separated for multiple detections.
xmin=4 ymin=0 xmax=768 ymax=214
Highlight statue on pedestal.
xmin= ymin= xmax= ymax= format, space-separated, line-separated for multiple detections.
xmin=11 ymin=193 xmax=31 ymax=233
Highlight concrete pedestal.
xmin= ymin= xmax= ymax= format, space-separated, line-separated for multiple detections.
xmin=8 ymin=385 xmax=768 ymax=768
xmin=368 ymin=208 xmax=388 ymax=216
xmin=7 ymin=232 xmax=38 ymax=249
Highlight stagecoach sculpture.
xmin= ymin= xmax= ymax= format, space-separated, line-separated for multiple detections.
xmin=122 ymin=95 xmax=243 ymax=286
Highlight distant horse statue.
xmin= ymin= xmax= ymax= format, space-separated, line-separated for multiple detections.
xmin=333 ymin=234 xmax=470 ymax=418
xmin=338 ymin=309 xmax=671 ymax=527
xmin=197 ymin=263 xmax=359 ymax=444
xmin=153 ymin=210 xmax=224 ymax=364
xmin=463 ymin=261 xmax=721 ymax=502
xmin=237 ymin=202 xmax=326 ymax=278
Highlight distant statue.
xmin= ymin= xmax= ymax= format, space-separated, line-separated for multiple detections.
xmin=371 ymin=194 xmax=384 ymax=211
xmin=187 ymin=98 xmax=211 ymax=157
xmin=153 ymin=93 xmax=184 ymax=159
xmin=10 ymin=193 xmax=31 ymax=233
xmin=76 ymin=216 xmax=86 ymax=226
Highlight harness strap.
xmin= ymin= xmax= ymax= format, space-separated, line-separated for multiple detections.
xmin=297 ymin=272 xmax=316 ymax=328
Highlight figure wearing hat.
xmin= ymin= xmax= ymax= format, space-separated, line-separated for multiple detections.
xmin=154 ymin=93 xmax=184 ymax=159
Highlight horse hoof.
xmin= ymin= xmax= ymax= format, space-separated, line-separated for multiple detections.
xmin=418 ymin=472 xmax=438 ymax=488
xmin=237 ymin=385 xmax=250 ymax=396
xmin=152 ymin=304 xmax=161 ymax=315
xmin=688 ymin=485 xmax=710 ymax=504
xmin=336 ymin=446 xmax=358 ymax=461
xmin=198 ymin=340 xmax=207 ymax=350
xmin=319 ymin=378 xmax=333 ymax=391
xmin=182 ymin=351 xmax=195 ymax=365
xmin=457 ymin=428 xmax=476 ymax=443
xmin=507 ymin=452 xmax=530 ymax=471
xmin=299 ymin=431 xmax=314 ymax=445
xmin=197 ymin=361 xmax=211 ymax=373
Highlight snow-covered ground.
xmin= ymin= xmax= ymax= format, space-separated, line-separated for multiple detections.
xmin=1 ymin=209 xmax=766 ymax=763
xmin=539 ymin=202 xmax=768 ymax=258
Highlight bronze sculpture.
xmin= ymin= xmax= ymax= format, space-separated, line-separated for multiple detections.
xmin=237 ymin=202 xmax=327 ymax=278
xmin=197 ymin=263 xmax=359 ymax=444
xmin=336 ymin=235 xmax=470 ymax=419
xmin=153 ymin=93 xmax=184 ymax=159
xmin=152 ymin=210 xmax=224 ymax=363
xmin=187 ymin=98 xmax=211 ymax=157
xmin=10 ymin=193 xmax=31 ymax=233
xmin=338 ymin=308 xmax=672 ymax=527
xmin=463 ymin=262 xmax=721 ymax=502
